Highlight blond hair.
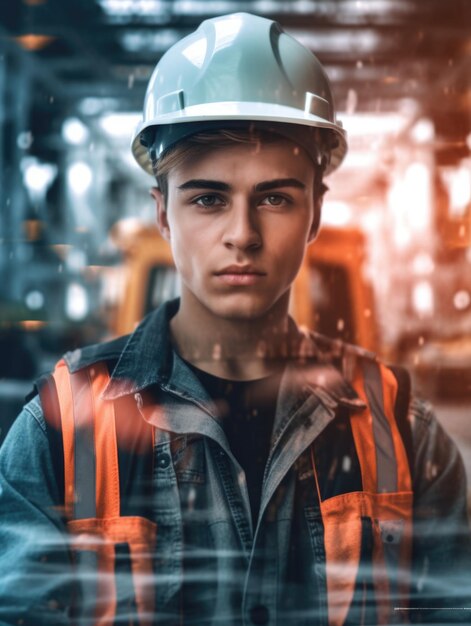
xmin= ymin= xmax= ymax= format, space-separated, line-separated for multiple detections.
xmin=152 ymin=128 xmax=327 ymax=203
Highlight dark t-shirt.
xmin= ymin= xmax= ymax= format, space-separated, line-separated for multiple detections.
xmin=185 ymin=362 xmax=283 ymax=526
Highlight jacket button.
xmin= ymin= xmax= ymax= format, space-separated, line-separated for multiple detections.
xmin=157 ymin=453 xmax=171 ymax=469
xmin=250 ymin=605 xmax=269 ymax=625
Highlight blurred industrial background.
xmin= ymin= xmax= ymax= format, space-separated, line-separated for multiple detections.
xmin=0 ymin=0 xmax=470 ymax=484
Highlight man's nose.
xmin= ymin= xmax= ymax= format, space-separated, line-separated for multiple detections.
xmin=222 ymin=203 xmax=262 ymax=251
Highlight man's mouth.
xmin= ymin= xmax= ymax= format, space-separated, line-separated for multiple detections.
xmin=216 ymin=265 xmax=265 ymax=275
xmin=214 ymin=265 xmax=266 ymax=285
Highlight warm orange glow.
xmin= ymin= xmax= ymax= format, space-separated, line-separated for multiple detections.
xmin=383 ymin=76 xmax=399 ymax=84
xmin=23 ymin=219 xmax=42 ymax=241
xmin=51 ymin=244 xmax=72 ymax=260
xmin=15 ymin=34 xmax=55 ymax=51
xmin=19 ymin=320 xmax=47 ymax=331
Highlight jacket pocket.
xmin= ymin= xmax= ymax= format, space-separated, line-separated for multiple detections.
xmin=67 ymin=516 xmax=157 ymax=625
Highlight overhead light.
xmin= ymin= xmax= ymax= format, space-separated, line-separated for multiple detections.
xmin=442 ymin=161 xmax=471 ymax=217
xmin=100 ymin=0 xmax=412 ymax=18
xmin=341 ymin=151 xmax=378 ymax=169
xmin=412 ymin=280 xmax=434 ymax=317
xmin=66 ymin=283 xmax=89 ymax=321
xmin=119 ymin=29 xmax=180 ymax=53
xmin=411 ymin=118 xmax=435 ymax=144
xmin=453 ymin=290 xmax=471 ymax=311
xmin=98 ymin=0 xmax=170 ymax=18
xmin=67 ymin=162 xmax=93 ymax=195
xmin=25 ymin=290 xmax=45 ymax=311
xmin=62 ymin=117 xmax=89 ymax=145
xmin=24 ymin=163 xmax=47 ymax=192
xmin=173 ymin=1 xmax=241 ymax=14
xmin=405 ymin=163 xmax=432 ymax=232
xmin=22 ymin=158 xmax=57 ymax=196
xmin=17 ymin=131 xmax=34 ymax=150
xmin=99 ymin=112 xmax=141 ymax=139
xmin=388 ymin=161 xmax=432 ymax=248
xmin=253 ymin=0 xmax=286 ymax=11
xmin=79 ymin=97 xmax=120 ymax=116
xmin=171 ymin=0 xmax=404 ymax=17
xmin=342 ymin=112 xmax=408 ymax=137
xmin=287 ymin=28 xmax=379 ymax=55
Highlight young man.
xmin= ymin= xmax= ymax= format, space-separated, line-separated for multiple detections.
xmin=0 ymin=12 xmax=470 ymax=626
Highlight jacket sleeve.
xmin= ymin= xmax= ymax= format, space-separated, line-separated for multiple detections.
xmin=0 ymin=395 xmax=77 ymax=626
xmin=410 ymin=397 xmax=471 ymax=624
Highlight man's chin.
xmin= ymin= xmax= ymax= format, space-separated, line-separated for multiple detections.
xmin=205 ymin=294 xmax=285 ymax=322
xmin=181 ymin=285 xmax=291 ymax=323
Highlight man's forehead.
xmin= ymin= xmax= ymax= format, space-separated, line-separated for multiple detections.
xmin=168 ymin=139 xmax=316 ymax=184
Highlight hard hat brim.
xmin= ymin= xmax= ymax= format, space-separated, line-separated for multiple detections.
xmin=131 ymin=101 xmax=347 ymax=177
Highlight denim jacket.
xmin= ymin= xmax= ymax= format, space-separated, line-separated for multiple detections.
xmin=0 ymin=299 xmax=470 ymax=625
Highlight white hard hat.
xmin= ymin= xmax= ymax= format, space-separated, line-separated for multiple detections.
xmin=132 ymin=12 xmax=347 ymax=176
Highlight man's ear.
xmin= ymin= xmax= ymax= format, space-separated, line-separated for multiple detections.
xmin=308 ymin=177 xmax=328 ymax=243
xmin=150 ymin=187 xmax=171 ymax=241
xmin=308 ymin=195 xmax=323 ymax=243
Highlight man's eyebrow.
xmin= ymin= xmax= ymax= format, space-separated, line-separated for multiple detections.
xmin=177 ymin=179 xmax=232 ymax=192
xmin=254 ymin=178 xmax=306 ymax=192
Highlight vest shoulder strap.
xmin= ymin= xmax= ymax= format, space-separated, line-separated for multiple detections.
xmin=38 ymin=358 xmax=154 ymax=521
xmin=339 ymin=343 xmax=414 ymax=477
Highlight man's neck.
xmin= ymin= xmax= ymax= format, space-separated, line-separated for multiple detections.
xmin=170 ymin=293 xmax=292 ymax=381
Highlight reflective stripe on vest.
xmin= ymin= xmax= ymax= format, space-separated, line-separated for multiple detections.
xmin=311 ymin=358 xmax=413 ymax=626
xmin=51 ymin=359 xmax=156 ymax=626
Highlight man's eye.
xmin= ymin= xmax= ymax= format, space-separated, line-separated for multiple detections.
xmin=262 ymin=195 xmax=288 ymax=206
xmin=194 ymin=195 xmax=221 ymax=207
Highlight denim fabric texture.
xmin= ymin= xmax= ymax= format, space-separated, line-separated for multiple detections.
xmin=0 ymin=299 xmax=470 ymax=626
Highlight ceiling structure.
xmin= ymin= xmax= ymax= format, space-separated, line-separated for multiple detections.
xmin=0 ymin=0 xmax=470 ymax=163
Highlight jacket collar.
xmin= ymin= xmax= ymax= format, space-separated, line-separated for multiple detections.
xmin=102 ymin=298 xmax=366 ymax=412
xmin=102 ymin=298 xmax=179 ymax=400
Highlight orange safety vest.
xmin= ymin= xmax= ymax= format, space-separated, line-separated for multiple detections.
xmin=310 ymin=358 xmax=413 ymax=626
xmin=42 ymin=359 xmax=156 ymax=626
xmin=41 ymin=355 xmax=413 ymax=626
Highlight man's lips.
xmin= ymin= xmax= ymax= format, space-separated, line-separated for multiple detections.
xmin=215 ymin=265 xmax=266 ymax=276
xmin=214 ymin=265 xmax=266 ymax=285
